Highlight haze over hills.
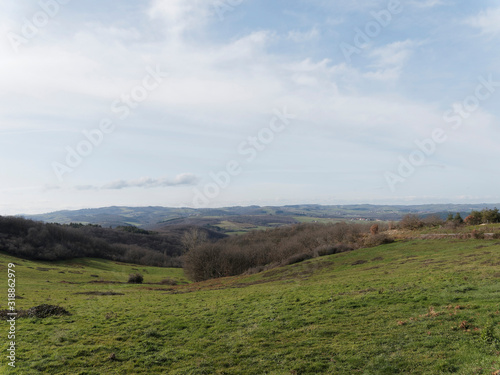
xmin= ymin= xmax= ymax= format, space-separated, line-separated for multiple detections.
xmin=21 ymin=203 xmax=500 ymax=232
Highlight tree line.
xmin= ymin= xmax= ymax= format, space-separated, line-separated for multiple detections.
xmin=183 ymin=222 xmax=393 ymax=282
xmin=0 ymin=216 xmax=186 ymax=267
xmin=398 ymin=208 xmax=500 ymax=229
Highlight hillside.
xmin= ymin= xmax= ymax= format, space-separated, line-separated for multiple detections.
xmin=23 ymin=203 xmax=500 ymax=234
xmin=0 ymin=216 xmax=226 ymax=267
xmin=2 ymin=238 xmax=500 ymax=374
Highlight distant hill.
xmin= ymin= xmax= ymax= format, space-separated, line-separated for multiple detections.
xmin=23 ymin=204 xmax=500 ymax=234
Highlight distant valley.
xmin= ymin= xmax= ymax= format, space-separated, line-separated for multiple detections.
xmin=23 ymin=203 xmax=500 ymax=235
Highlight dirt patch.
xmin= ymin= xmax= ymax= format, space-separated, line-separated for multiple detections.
xmin=0 ymin=304 xmax=70 ymax=320
xmin=351 ymin=260 xmax=368 ymax=266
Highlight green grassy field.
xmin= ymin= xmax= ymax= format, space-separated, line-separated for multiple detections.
xmin=2 ymin=239 xmax=500 ymax=374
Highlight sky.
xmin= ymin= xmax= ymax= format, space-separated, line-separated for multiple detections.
xmin=1 ymin=0 xmax=500 ymax=215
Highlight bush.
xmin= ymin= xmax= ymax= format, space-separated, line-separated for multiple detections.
xmin=313 ymin=243 xmax=353 ymax=257
xmin=471 ymin=230 xmax=484 ymax=239
xmin=399 ymin=214 xmax=424 ymax=230
xmin=423 ymin=215 xmax=444 ymax=227
xmin=364 ymin=234 xmax=395 ymax=247
xmin=128 ymin=273 xmax=144 ymax=284
xmin=281 ymin=253 xmax=313 ymax=266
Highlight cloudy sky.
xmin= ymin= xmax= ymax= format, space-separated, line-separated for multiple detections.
xmin=1 ymin=0 xmax=499 ymax=215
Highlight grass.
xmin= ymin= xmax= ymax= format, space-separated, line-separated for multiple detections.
xmin=2 ymin=239 xmax=500 ymax=374
xmin=418 ymin=223 xmax=500 ymax=235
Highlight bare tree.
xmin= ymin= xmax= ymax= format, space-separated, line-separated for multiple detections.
xmin=181 ymin=227 xmax=208 ymax=253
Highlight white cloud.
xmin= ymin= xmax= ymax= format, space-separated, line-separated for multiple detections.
xmin=147 ymin=0 xmax=219 ymax=37
xmin=74 ymin=174 xmax=199 ymax=191
xmin=287 ymin=28 xmax=320 ymax=43
xmin=467 ymin=7 xmax=500 ymax=36
xmin=364 ymin=40 xmax=416 ymax=80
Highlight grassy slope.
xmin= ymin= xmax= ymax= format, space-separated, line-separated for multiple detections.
xmin=2 ymin=239 xmax=500 ymax=374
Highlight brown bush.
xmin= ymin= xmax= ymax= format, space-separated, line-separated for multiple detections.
xmin=399 ymin=214 xmax=424 ymax=230
xmin=370 ymin=224 xmax=379 ymax=235
xmin=423 ymin=215 xmax=444 ymax=227
xmin=281 ymin=253 xmax=313 ymax=266
xmin=363 ymin=234 xmax=395 ymax=247
xmin=471 ymin=230 xmax=484 ymax=239
xmin=127 ymin=273 xmax=143 ymax=284
xmin=313 ymin=243 xmax=353 ymax=257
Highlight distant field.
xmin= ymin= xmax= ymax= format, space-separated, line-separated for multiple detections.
xmin=2 ymin=239 xmax=500 ymax=374
xmin=292 ymin=216 xmax=385 ymax=225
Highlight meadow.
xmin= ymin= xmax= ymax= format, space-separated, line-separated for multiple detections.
xmin=1 ymin=238 xmax=500 ymax=374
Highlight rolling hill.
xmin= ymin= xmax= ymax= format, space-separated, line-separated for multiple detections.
xmin=23 ymin=203 xmax=500 ymax=234
xmin=2 ymin=237 xmax=500 ymax=374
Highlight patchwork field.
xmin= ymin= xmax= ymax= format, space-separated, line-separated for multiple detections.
xmin=2 ymin=239 xmax=500 ymax=374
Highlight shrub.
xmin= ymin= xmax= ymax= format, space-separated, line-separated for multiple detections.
xmin=370 ymin=224 xmax=379 ymax=235
xmin=471 ymin=230 xmax=484 ymax=239
xmin=423 ymin=214 xmax=444 ymax=227
xmin=127 ymin=273 xmax=144 ymax=284
xmin=453 ymin=213 xmax=464 ymax=224
xmin=399 ymin=214 xmax=424 ymax=230
xmin=364 ymin=234 xmax=395 ymax=247
xmin=444 ymin=220 xmax=459 ymax=230
xmin=281 ymin=253 xmax=313 ymax=266
xmin=313 ymin=243 xmax=353 ymax=257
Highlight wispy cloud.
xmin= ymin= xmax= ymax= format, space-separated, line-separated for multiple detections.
xmin=287 ymin=28 xmax=320 ymax=43
xmin=101 ymin=173 xmax=199 ymax=190
xmin=466 ymin=7 xmax=500 ymax=36
xmin=47 ymin=174 xmax=199 ymax=192
xmin=364 ymin=40 xmax=417 ymax=80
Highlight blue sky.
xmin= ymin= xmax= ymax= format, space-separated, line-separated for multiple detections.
xmin=1 ymin=0 xmax=499 ymax=215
